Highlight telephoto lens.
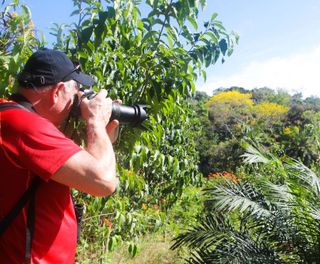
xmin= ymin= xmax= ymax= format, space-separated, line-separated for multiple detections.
xmin=71 ymin=90 xmax=148 ymax=127
xmin=111 ymin=103 xmax=148 ymax=126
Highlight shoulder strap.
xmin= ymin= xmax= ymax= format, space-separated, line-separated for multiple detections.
xmin=24 ymin=178 xmax=39 ymax=264
xmin=0 ymin=93 xmax=35 ymax=113
xmin=0 ymin=101 xmax=39 ymax=262
xmin=0 ymin=178 xmax=40 ymax=236
xmin=0 ymin=102 xmax=32 ymax=234
xmin=0 ymin=102 xmax=29 ymax=111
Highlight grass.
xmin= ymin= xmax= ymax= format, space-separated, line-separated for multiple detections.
xmin=76 ymin=232 xmax=187 ymax=264
xmin=76 ymin=185 xmax=204 ymax=263
xmin=109 ymin=232 xmax=186 ymax=264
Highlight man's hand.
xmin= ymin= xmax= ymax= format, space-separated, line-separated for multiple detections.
xmin=106 ymin=120 xmax=119 ymax=143
xmin=80 ymin=89 xmax=112 ymax=127
xmin=80 ymin=90 xmax=121 ymax=143
xmin=107 ymin=99 xmax=122 ymax=143
xmin=53 ymin=89 xmax=118 ymax=196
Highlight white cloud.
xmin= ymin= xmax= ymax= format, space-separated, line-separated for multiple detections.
xmin=198 ymin=46 xmax=320 ymax=97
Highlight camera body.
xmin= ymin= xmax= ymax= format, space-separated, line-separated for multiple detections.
xmin=71 ymin=90 xmax=148 ymax=127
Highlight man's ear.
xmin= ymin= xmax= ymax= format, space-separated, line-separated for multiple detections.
xmin=50 ymin=82 xmax=64 ymax=104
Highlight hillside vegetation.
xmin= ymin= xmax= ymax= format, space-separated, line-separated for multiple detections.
xmin=2 ymin=1 xmax=320 ymax=263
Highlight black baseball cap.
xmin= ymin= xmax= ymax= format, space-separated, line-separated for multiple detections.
xmin=17 ymin=48 xmax=94 ymax=88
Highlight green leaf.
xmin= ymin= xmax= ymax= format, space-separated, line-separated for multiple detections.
xmin=219 ymin=39 xmax=228 ymax=56
xmin=187 ymin=16 xmax=198 ymax=30
xmin=199 ymin=0 xmax=207 ymax=9
xmin=201 ymin=69 xmax=206 ymax=82
xmin=141 ymin=30 xmax=158 ymax=44
xmin=204 ymin=31 xmax=218 ymax=44
xmin=108 ymin=236 xmax=117 ymax=252
xmin=80 ymin=26 xmax=94 ymax=43
xmin=210 ymin=12 xmax=218 ymax=22
xmin=166 ymin=26 xmax=179 ymax=42
xmin=20 ymin=5 xmax=31 ymax=18
xmin=70 ymin=10 xmax=79 ymax=16
xmin=128 ymin=242 xmax=138 ymax=257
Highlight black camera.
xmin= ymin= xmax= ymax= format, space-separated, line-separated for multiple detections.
xmin=71 ymin=90 xmax=148 ymax=127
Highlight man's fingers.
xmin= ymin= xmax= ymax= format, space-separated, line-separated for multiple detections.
xmin=113 ymin=99 xmax=122 ymax=104
xmin=97 ymin=89 xmax=108 ymax=98
xmin=107 ymin=119 xmax=119 ymax=131
xmin=106 ymin=120 xmax=120 ymax=143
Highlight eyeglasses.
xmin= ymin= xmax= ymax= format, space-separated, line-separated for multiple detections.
xmin=61 ymin=63 xmax=81 ymax=82
xmin=75 ymin=81 xmax=84 ymax=91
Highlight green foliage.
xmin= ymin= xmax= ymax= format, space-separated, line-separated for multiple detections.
xmin=75 ymin=94 xmax=204 ymax=260
xmin=280 ymin=123 xmax=320 ymax=167
xmin=251 ymin=87 xmax=292 ymax=106
xmin=167 ymin=185 xmax=205 ymax=232
xmin=182 ymin=88 xmax=320 ymax=262
xmin=197 ymin=88 xmax=320 ymax=175
xmin=54 ymin=0 xmax=235 ymax=259
xmin=172 ymin=144 xmax=320 ymax=263
xmin=206 ymin=90 xmax=254 ymax=140
xmin=130 ymin=94 xmax=202 ymax=208
xmin=0 ymin=0 xmax=44 ymax=97
xmin=52 ymin=0 xmax=238 ymax=102
xmin=75 ymin=168 xmax=167 ymax=261
xmin=304 ymin=96 xmax=320 ymax=106
xmin=254 ymin=101 xmax=288 ymax=124
xmin=0 ymin=0 xmax=239 ymax=260
xmin=51 ymin=0 xmax=238 ymax=176
xmin=172 ymin=213 xmax=285 ymax=264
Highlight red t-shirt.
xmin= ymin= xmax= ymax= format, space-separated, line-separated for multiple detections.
xmin=0 ymin=101 xmax=82 ymax=263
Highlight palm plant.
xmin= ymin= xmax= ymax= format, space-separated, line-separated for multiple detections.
xmin=172 ymin=144 xmax=320 ymax=263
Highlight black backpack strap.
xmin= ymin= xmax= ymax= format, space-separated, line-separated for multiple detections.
xmin=0 ymin=178 xmax=40 ymax=236
xmin=0 ymin=178 xmax=40 ymax=264
xmin=0 ymin=102 xmax=37 ymax=236
xmin=9 ymin=94 xmax=36 ymax=112
xmin=0 ymin=102 xmax=29 ymax=111
xmin=24 ymin=179 xmax=39 ymax=264
xmin=0 ymin=93 xmax=36 ymax=113
xmin=0 ymin=101 xmax=39 ymax=262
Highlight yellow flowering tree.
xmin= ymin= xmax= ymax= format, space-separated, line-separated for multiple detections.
xmin=206 ymin=90 xmax=254 ymax=139
xmin=206 ymin=90 xmax=254 ymax=108
xmin=254 ymin=101 xmax=289 ymax=125
xmin=202 ymin=89 xmax=292 ymax=173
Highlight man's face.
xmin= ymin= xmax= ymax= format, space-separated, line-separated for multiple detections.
xmin=55 ymin=80 xmax=79 ymax=125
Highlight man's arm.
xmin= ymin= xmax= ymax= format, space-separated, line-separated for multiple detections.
xmin=51 ymin=90 xmax=117 ymax=196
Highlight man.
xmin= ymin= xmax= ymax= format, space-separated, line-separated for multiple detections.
xmin=0 ymin=49 xmax=119 ymax=263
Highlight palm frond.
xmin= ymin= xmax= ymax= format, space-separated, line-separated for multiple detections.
xmin=205 ymin=181 xmax=272 ymax=218
xmin=286 ymin=160 xmax=320 ymax=196
xmin=171 ymin=214 xmax=231 ymax=250
xmin=178 ymin=141 xmax=320 ymax=263
xmin=259 ymin=181 xmax=293 ymax=210
xmin=309 ymin=206 xmax=320 ymax=220
xmin=241 ymin=144 xmax=270 ymax=164
xmin=172 ymin=213 xmax=285 ymax=264
xmin=242 ymin=142 xmax=293 ymax=180
xmin=189 ymin=226 xmax=284 ymax=264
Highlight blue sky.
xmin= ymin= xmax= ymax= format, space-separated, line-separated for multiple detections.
xmin=22 ymin=0 xmax=320 ymax=97
xmin=200 ymin=1 xmax=320 ymax=97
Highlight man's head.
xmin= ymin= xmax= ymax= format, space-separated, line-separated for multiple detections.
xmin=17 ymin=48 xmax=94 ymax=88
xmin=17 ymin=49 xmax=94 ymax=126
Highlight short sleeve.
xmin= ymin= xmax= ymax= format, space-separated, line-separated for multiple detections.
xmin=1 ymin=109 xmax=82 ymax=181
